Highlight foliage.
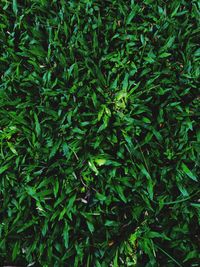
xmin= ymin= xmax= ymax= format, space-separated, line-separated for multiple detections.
xmin=0 ymin=0 xmax=200 ymax=266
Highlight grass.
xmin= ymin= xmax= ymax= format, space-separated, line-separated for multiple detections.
xmin=0 ymin=0 xmax=199 ymax=266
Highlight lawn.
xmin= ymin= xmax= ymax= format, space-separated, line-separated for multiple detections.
xmin=0 ymin=0 xmax=199 ymax=266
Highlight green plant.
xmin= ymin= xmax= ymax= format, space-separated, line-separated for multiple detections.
xmin=0 ymin=0 xmax=199 ymax=266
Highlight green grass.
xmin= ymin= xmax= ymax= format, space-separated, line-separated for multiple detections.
xmin=0 ymin=0 xmax=200 ymax=266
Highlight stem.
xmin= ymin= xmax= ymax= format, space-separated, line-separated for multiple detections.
xmin=155 ymin=244 xmax=183 ymax=267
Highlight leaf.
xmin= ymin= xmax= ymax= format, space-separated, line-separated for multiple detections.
xmin=49 ymin=140 xmax=62 ymax=159
xmin=67 ymin=194 xmax=76 ymax=210
xmin=98 ymin=106 xmax=105 ymax=121
xmin=113 ymin=249 xmax=119 ymax=267
xmin=7 ymin=142 xmax=18 ymax=155
xmin=63 ymin=223 xmax=69 ymax=249
xmin=140 ymin=164 xmax=151 ymax=180
xmin=95 ymin=158 xmax=107 ymax=166
xmin=34 ymin=113 xmax=41 ymax=137
xmin=128 ymin=82 xmax=140 ymax=97
xmin=42 ymin=219 xmax=48 ymax=236
xmin=171 ymin=3 xmax=181 ymax=17
xmin=159 ymin=52 xmax=171 ymax=58
xmin=96 ymin=192 xmax=106 ymax=201
xmin=62 ymin=143 xmax=70 ymax=157
xmin=181 ymin=163 xmax=197 ymax=182
xmin=147 ymin=179 xmax=154 ymax=200
xmin=140 ymin=164 xmax=154 ymax=199
xmin=147 ymin=231 xmax=170 ymax=240
xmin=87 ymin=221 xmax=94 ymax=233
xmin=53 ymin=179 xmax=59 ymax=197
xmin=190 ymin=203 xmax=200 ymax=208
xmin=59 ymin=208 xmax=66 ymax=221
xmin=142 ymin=117 xmax=151 ymax=124
xmin=115 ymin=185 xmax=127 ymax=203
xmin=12 ymin=241 xmax=20 ymax=261
xmin=177 ymin=183 xmax=189 ymax=197
xmin=126 ymin=10 xmax=136 ymax=24
xmin=122 ymin=73 xmax=129 ymax=90
xmin=0 ymin=165 xmax=9 ymax=174
xmin=105 ymin=220 xmax=116 ymax=226
xmin=197 ymin=129 xmax=200 ymax=142
xmin=88 ymin=160 xmax=99 ymax=175
xmin=12 ymin=0 xmax=18 ymax=15
xmin=165 ymin=36 xmax=175 ymax=49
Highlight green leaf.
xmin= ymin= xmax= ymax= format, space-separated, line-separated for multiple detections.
xmin=7 ymin=142 xmax=18 ymax=155
xmin=0 ymin=165 xmax=9 ymax=175
xmin=62 ymin=143 xmax=69 ymax=157
xmin=53 ymin=179 xmax=59 ymax=197
xmin=140 ymin=164 xmax=151 ymax=180
xmin=95 ymin=158 xmax=107 ymax=166
xmin=142 ymin=117 xmax=151 ymax=124
xmin=181 ymin=163 xmax=197 ymax=182
xmin=159 ymin=52 xmax=171 ymax=58
xmin=34 ymin=113 xmax=41 ymax=137
xmin=63 ymin=223 xmax=69 ymax=249
xmin=12 ymin=0 xmax=18 ymax=15
xmin=190 ymin=203 xmax=200 ymax=208
xmin=87 ymin=221 xmax=94 ymax=233
xmin=49 ymin=140 xmax=62 ymax=159
xmin=12 ymin=241 xmax=20 ymax=261
xmin=115 ymin=185 xmax=127 ymax=203
xmin=96 ymin=192 xmax=106 ymax=201
xmin=113 ymin=249 xmax=119 ymax=267
xmin=122 ymin=73 xmax=129 ymax=90
xmin=88 ymin=160 xmax=99 ymax=175
xmin=147 ymin=180 xmax=154 ymax=200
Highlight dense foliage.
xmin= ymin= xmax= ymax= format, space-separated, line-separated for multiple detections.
xmin=0 ymin=0 xmax=200 ymax=266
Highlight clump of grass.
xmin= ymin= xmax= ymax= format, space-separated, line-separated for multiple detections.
xmin=0 ymin=0 xmax=199 ymax=266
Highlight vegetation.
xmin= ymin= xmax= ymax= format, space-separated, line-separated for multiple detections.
xmin=0 ymin=0 xmax=199 ymax=266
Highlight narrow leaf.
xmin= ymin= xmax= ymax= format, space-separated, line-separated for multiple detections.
xmin=181 ymin=163 xmax=197 ymax=181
